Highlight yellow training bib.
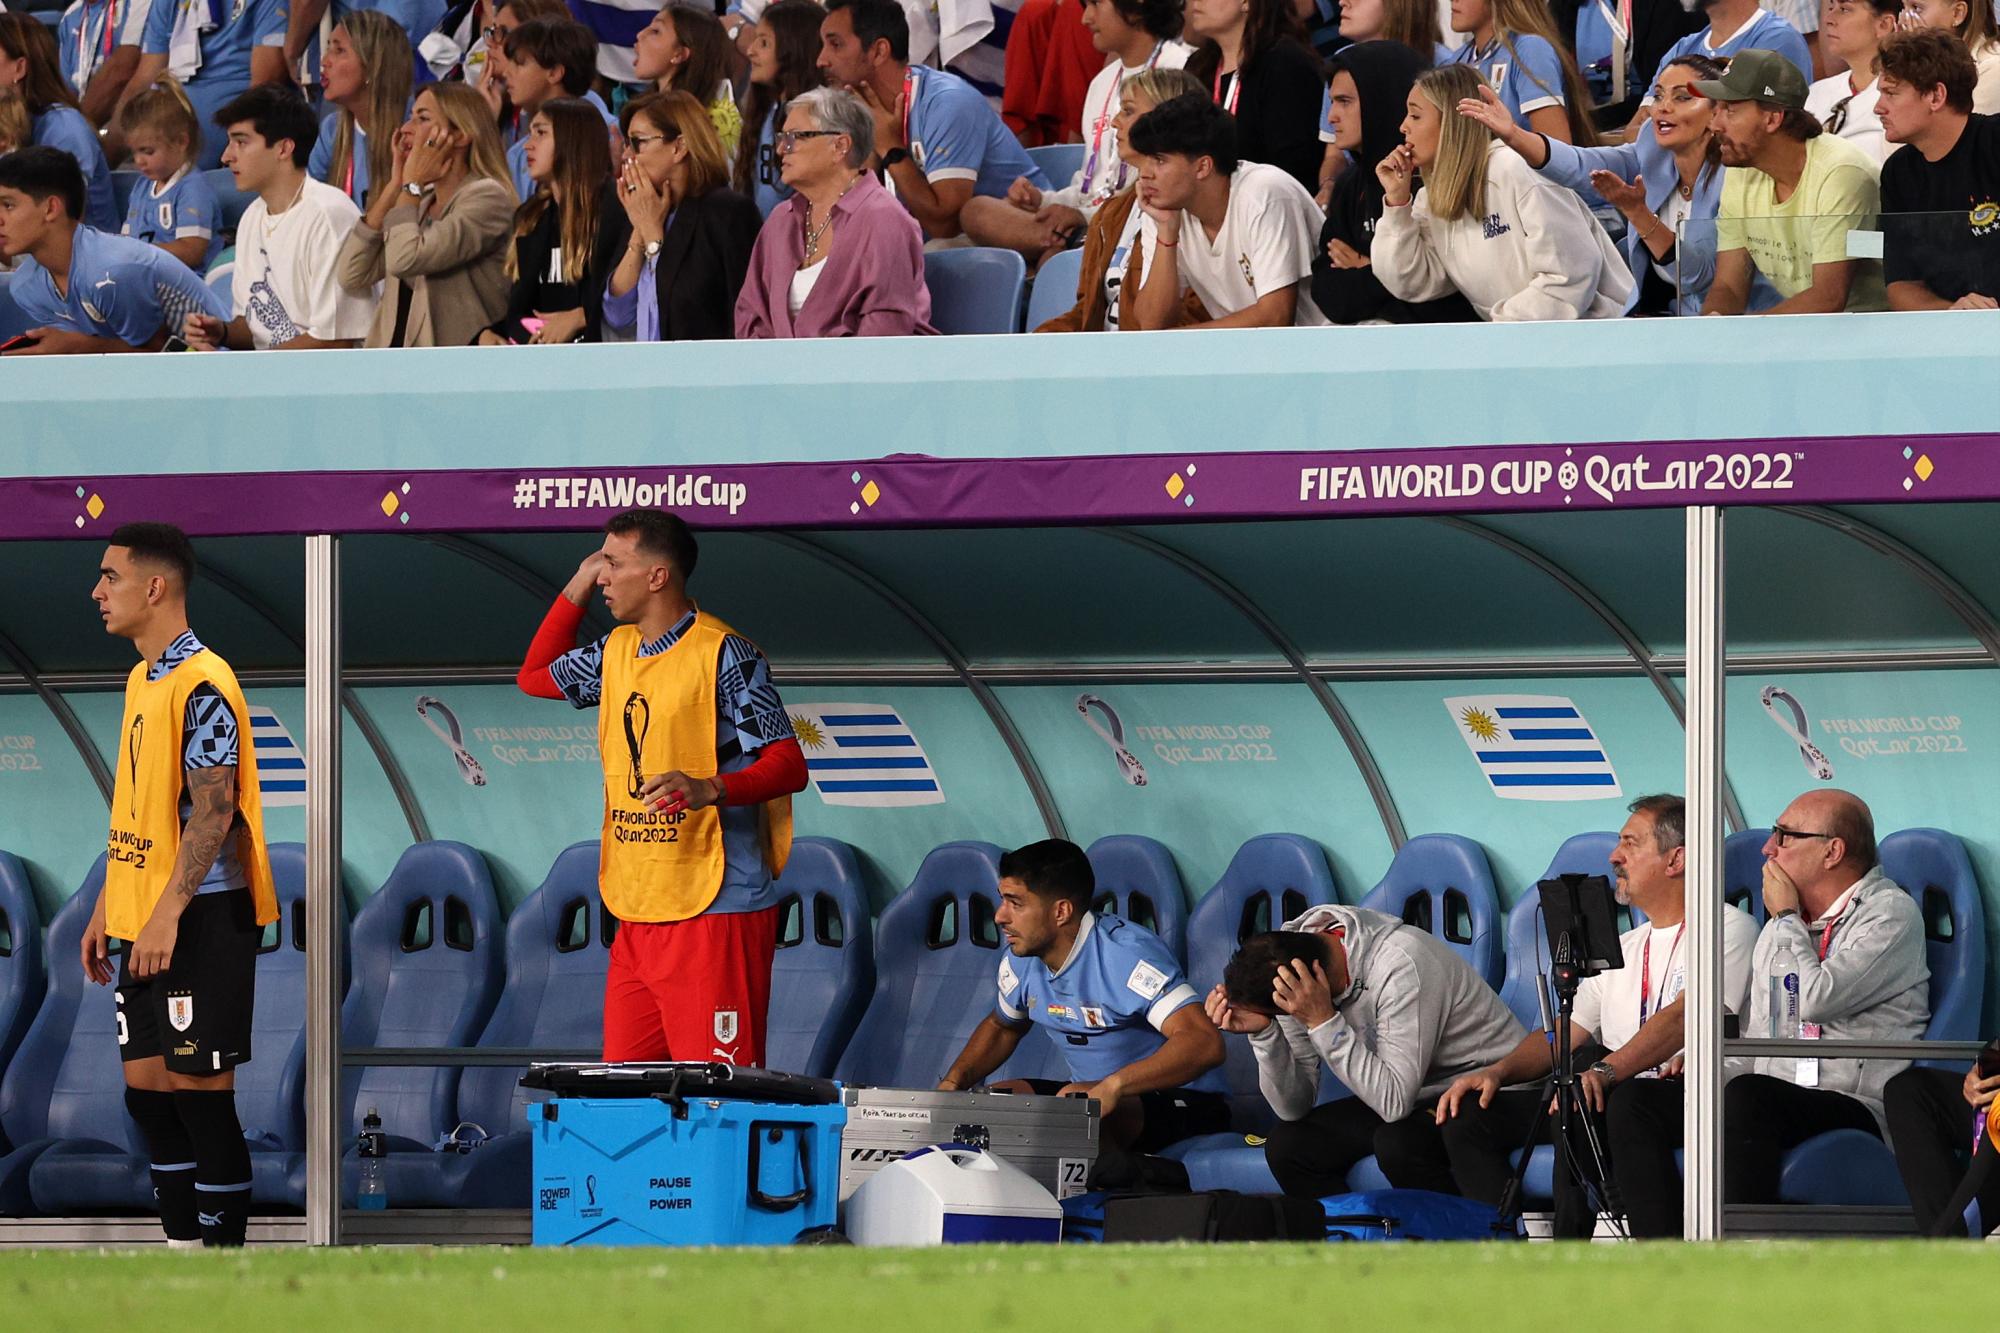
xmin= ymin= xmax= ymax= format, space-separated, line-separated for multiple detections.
xmin=597 ymin=613 xmax=793 ymax=923
xmin=103 ymin=648 xmax=278 ymax=942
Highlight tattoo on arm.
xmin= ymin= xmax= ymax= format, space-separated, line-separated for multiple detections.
xmin=166 ymin=765 xmax=239 ymax=905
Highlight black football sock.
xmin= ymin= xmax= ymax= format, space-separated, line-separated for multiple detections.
xmin=174 ymin=1089 xmax=253 ymax=1247
xmin=125 ymin=1087 xmax=200 ymax=1242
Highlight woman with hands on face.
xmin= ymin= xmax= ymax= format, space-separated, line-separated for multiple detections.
xmin=1457 ymin=53 xmax=1730 ymax=314
xmin=1308 ymin=40 xmax=1477 ymax=324
xmin=604 ymin=90 xmax=763 ymax=342
xmin=1373 ymin=63 xmax=1633 ymax=321
xmin=338 ymin=83 xmax=520 ymax=348
xmin=479 ymin=97 xmax=629 ymax=346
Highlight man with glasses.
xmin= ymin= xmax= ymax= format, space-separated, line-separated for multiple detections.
xmin=1806 ymin=0 xmax=1901 ymax=162
xmin=513 ymin=508 xmax=808 ymax=1066
xmin=1723 ymin=789 xmax=1930 ymax=1208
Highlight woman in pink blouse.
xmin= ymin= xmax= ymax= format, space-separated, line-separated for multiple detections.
xmin=734 ymin=86 xmax=937 ymax=337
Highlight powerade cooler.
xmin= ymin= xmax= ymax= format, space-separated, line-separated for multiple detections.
xmin=522 ymin=1063 xmax=845 ymax=1247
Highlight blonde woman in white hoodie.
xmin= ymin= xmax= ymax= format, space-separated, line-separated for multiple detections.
xmin=1373 ymin=63 xmax=1634 ymax=321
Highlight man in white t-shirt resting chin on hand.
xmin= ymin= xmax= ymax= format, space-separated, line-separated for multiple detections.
xmin=1433 ymin=794 xmax=1760 ymax=1238
xmin=185 ymin=85 xmax=376 ymax=352
xmin=1122 ymin=91 xmax=1331 ymax=330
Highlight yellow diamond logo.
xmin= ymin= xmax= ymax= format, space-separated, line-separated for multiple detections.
xmin=860 ymin=480 xmax=881 ymax=507
xmin=1915 ymin=455 xmax=1934 ymax=482
xmin=85 ymin=494 xmax=104 ymax=520
xmin=380 ymin=492 xmax=400 ymax=517
xmin=1165 ymin=473 xmax=1185 ymax=499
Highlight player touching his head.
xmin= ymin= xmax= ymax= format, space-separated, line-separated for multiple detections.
xmin=939 ymin=839 xmax=1229 ymax=1153
xmin=516 ymin=508 xmax=809 ymax=1066
xmin=86 ymin=522 xmax=278 ymax=1248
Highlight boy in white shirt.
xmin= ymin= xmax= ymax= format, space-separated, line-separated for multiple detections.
xmin=184 ymin=84 xmax=376 ymax=351
xmin=1122 ymin=91 xmax=1330 ymax=329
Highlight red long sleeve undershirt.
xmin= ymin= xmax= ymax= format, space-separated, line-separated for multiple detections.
xmin=515 ymin=594 xmax=808 ymax=807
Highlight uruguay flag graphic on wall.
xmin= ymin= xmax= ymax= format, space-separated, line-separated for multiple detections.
xmin=1444 ymin=695 xmax=1622 ymax=802
xmin=788 ymin=704 xmax=946 ymax=808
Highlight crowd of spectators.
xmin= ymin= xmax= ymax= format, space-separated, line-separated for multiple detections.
xmin=2 ymin=0 xmax=1999 ymax=353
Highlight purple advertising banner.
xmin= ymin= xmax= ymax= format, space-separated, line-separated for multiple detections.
xmin=3 ymin=433 xmax=1993 ymax=541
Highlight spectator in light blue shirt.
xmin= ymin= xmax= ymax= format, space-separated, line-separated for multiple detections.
xmin=1447 ymin=0 xmax=1602 ymax=145
xmin=817 ymin=0 xmax=1047 ymax=240
xmin=132 ymin=0 xmax=289 ymax=169
xmin=56 ymin=0 xmax=154 ymax=116
xmin=733 ymin=0 xmax=825 ymax=218
xmin=0 ymin=145 xmax=227 ymax=354
xmin=1613 ymin=0 xmax=1811 ymax=140
xmin=0 ymin=14 xmax=119 ymax=229
xmin=118 ymin=74 xmax=223 ymax=270
xmin=306 ymin=12 xmax=414 ymax=207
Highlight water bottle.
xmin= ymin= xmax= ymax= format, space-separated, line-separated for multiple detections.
xmin=359 ymin=1108 xmax=387 ymax=1211
xmin=1769 ymin=940 xmax=1802 ymax=1039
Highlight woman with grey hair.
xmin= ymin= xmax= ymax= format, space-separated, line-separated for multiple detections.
xmin=734 ymin=86 xmax=937 ymax=336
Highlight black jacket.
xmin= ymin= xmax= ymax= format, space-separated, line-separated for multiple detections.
xmin=487 ymin=179 xmax=631 ymax=343
xmin=628 ymin=186 xmax=763 ymax=342
xmin=1309 ymin=40 xmax=1477 ymax=326
xmin=1191 ymin=36 xmax=1327 ymax=193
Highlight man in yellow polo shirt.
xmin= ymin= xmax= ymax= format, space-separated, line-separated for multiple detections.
xmin=516 ymin=508 xmax=808 ymax=1065
xmin=83 ymin=522 xmax=278 ymax=1248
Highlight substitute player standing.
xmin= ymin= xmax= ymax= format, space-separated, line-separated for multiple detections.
xmin=83 ymin=523 xmax=277 ymax=1248
xmin=516 ymin=509 xmax=808 ymax=1065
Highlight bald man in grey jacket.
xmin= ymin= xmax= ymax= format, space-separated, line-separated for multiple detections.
xmin=1725 ymin=789 xmax=1929 ymax=1204
xmin=1208 ymin=903 xmax=1523 ymax=1198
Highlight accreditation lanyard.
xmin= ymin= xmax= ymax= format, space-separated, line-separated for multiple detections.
xmin=901 ymin=66 xmax=918 ymax=159
xmin=1814 ymin=901 xmax=1849 ymax=962
xmin=1083 ymin=43 xmax=1163 ymax=200
xmin=1638 ymin=924 xmax=1685 ymax=1029
xmin=79 ymin=0 xmax=119 ymax=89
xmin=1212 ymin=65 xmax=1241 ymax=115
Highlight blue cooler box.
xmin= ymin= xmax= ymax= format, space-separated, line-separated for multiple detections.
xmin=526 ymin=1066 xmax=846 ymax=1247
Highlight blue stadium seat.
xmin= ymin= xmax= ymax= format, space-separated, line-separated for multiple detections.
xmin=1497 ymin=833 xmax=1619 ymax=1032
xmin=924 ymin=247 xmax=1027 ymax=335
xmin=1085 ymin=835 xmax=1189 ymax=964
xmin=374 ymin=842 xmax=603 ymax=1209
xmin=0 ymin=273 xmax=30 ymax=342
xmin=205 ymin=169 xmax=256 ymax=234
xmin=1724 ymin=828 xmax=1771 ymax=922
xmin=1024 ymin=246 xmax=1083 ymax=330
xmin=0 ymin=852 xmax=46 ymax=1111
xmin=31 ymin=845 xmax=340 ymax=1213
xmin=1164 ymin=836 xmax=1341 ymax=1193
xmin=110 ymin=169 xmax=142 ymax=218
xmin=0 ymin=860 xmax=132 ymax=1216
xmin=206 ymin=263 xmax=233 ymax=313
xmin=281 ymin=841 xmax=503 ymax=1206
xmin=1024 ymin=143 xmax=1084 ymax=186
xmin=768 ymin=837 xmax=875 ymax=1078
xmin=837 ymin=841 xmax=1042 ymax=1086
xmin=1778 ymin=828 xmax=1989 ymax=1206
xmin=1358 ymin=834 xmax=1503 ymax=988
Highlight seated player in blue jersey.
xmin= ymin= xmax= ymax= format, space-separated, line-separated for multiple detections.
xmin=117 ymin=77 xmax=223 ymax=273
xmin=937 ymin=839 xmax=1229 ymax=1153
xmin=816 ymin=0 xmax=1050 ymax=241
xmin=131 ymin=0 xmax=289 ymax=171
xmin=0 ymin=144 xmax=225 ymax=355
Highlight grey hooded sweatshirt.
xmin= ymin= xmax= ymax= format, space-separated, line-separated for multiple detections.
xmin=1247 ymin=904 xmax=1525 ymax=1123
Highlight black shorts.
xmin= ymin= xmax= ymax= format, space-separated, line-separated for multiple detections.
xmin=115 ymin=889 xmax=260 ymax=1075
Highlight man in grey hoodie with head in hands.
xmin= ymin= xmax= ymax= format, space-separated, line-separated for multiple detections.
xmin=1207 ymin=901 xmax=1524 ymax=1198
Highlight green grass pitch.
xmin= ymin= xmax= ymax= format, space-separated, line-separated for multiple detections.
xmin=1 ymin=1241 xmax=1990 ymax=1331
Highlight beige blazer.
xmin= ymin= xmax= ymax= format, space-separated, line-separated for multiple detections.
xmin=336 ymin=176 xmax=517 ymax=348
